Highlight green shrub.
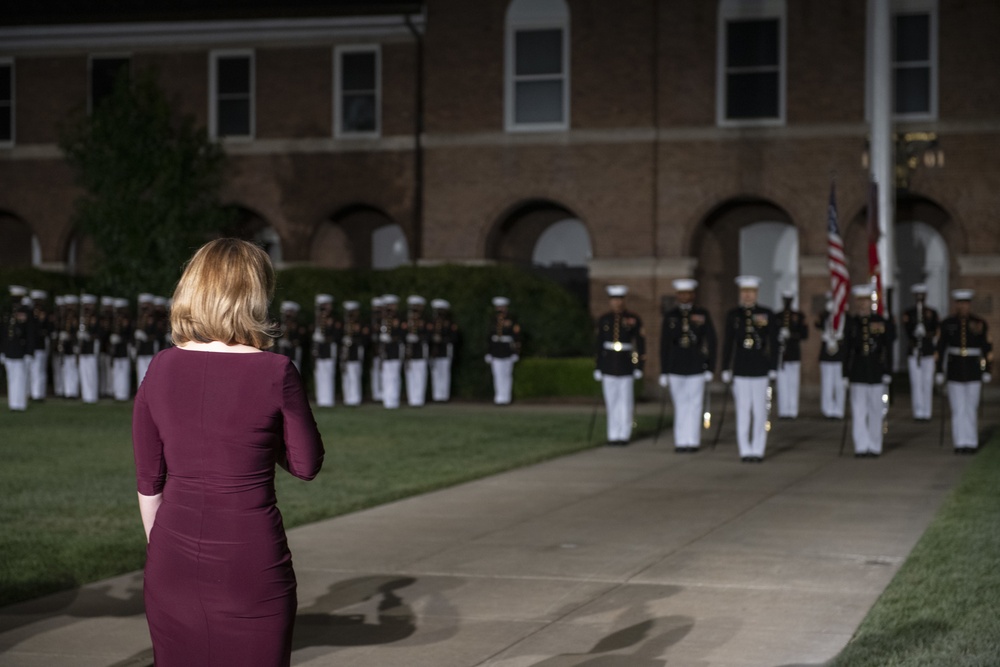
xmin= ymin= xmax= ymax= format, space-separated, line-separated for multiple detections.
xmin=514 ymin=357 xmax=601 ymax=399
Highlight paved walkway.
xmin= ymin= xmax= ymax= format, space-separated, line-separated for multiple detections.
xmin=1 ymin=388 xmax=992 ymax=667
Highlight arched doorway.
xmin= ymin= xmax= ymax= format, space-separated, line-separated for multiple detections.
xmin=487 ymin=199 xmax=591 ymax=305
xmin=66 ymin=228 xmax=99 ymax=277
xmin=0 ymin=213 xmax=33 ymax=268
xmin=739 ymin=221 xmax=800 ymax=310
xmin=311 ymin=205 xmax=409 ymax=270
xmin=223 ymin=207 xmax=284 ymax=265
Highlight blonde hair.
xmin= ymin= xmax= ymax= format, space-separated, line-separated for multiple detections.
xmin=170 ymin=238 xmax=277 ymax=350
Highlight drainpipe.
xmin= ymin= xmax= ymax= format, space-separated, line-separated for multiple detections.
xmin=406 ymin=11 xmax=425 ymax=265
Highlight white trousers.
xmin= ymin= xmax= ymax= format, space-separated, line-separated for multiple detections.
xmin=62 ymin=356 xmax=80 ymax=398
xmin=907 ymin=354 xmax=935 ymax=419
xmin=113 ymin=357 xmax=131 ymax=401
xmin=491 ymin=357 xmax=515 ymax=405
xmin=371 ymin=358 xmax=383 ymax=401
xmin=732 ymin=376 xmax=769 ymax=458
xmin=776 ymin=361 xmax=801 ymax=418
xmin=602 ymin=375 xmax=635 ymax=442
xmin=430 ymin=357 xmax=453 ymax=401
xmin=4 ymin=358 xmax=29 ymax=410
xmin=819 ymin=361 xmax=845 ymax=418
xmin=314 ymin=358 xmax=335 ymax=407
xmin=100 ymin=354 xmax=113 ymax=396
xmin=850 ymin=383 xmax=886 ymax=454
xmin=79 ymin=355 xmax=99 ymax=403
xmin=381 ymin=359 xmax=402 ymax=409
xmin=52 ymin=353 xmax=64 ymax=396
xmin=136 ymin=355 xmax=153 ymax=389
xmin=947 ymin=382 xmax=981 ymax=448
xmin=30 ymin=350 xmax=48 ymax=400
xmin=342 ymin=361 xmax=363 ymax=406
xmin=405 ymin=359 xmax=428 ymax=407
xmin=669 ymin=373 xmax=706 ymax=447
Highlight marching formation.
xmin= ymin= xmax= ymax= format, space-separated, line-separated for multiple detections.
xmin=590 ymin=278 xmax=993 ymax=459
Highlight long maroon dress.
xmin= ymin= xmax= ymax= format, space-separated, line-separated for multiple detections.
xmin=132 ymin=347 xmax=324 ymax=667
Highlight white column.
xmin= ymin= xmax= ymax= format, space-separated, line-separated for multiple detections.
xmin=869 ymin=0 xmax=895 ymax=298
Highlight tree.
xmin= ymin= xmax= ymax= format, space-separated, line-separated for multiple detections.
xmin=59 ymin=68 xmax=232 ymax=296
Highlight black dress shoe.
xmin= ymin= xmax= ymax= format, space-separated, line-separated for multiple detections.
xmin=741 ymin=456 xmax=751 ymax=463
xmin=854 ymin=452 xmax=866 ymax=458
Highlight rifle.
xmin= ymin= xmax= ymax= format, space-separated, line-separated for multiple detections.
xmin=586 ymin=392 xmax=602 ymax=444
xmin=839 ymin=379 xmax=851 ymax=456
xmin=938 ymin=354 xmax=949 ymax=448
xmin=653 ymin=383 xmax=669 ymax=446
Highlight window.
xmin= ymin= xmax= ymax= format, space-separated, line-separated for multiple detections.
xmin=505 ymin=0 xmax=570 ymax=132
xmin=0 ymin=59 xmax=12 ymax=146
xmin=335 ymin=45 xmax=380 ymax=137
xmin=89 ymin=56 xmax=130 ymax=113
xmin=210 ymin=51 xmax=254 ymax=140
xmin=718 ymin=0 xmax=786 ymax=126
xmin=893 ymin=0 xmax=936 ymax=119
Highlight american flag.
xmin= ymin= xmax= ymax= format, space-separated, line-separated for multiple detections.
xmin=827 ymin=182 xmax=849 ymax=333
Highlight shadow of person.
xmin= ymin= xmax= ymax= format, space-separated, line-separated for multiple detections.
xmin=528 ymin=615 xmax=695 ymax=667
xmin=0 ymin=573 xmax=145 ymax=636
xmin=292 ymin=575 xmax=418 ymax=650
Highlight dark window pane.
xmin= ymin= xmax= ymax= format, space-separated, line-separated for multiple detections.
xmin=217 ymin=99 xmax=250 ymax=136
xmin=341 ymin=93 xmax=376 ymax=133
xmin=342 ymin=52 xmax=376 ymax=91
xmin=895 ymin=67 xmax=930 ymax=114
xmin=515 ymin=29 xmax=563 ymax=76
xmin=727 ymin=19 xmax=779 ymax=68
xmin=217 ymin=57 xmax=250 ymax=95
xmin=91 ymin=58 xmax=129 ymax=109
xmin=895 ymin=14 xmax=929 ymax=62
xmin=0 ymin=107 xmax=11 ymax=142
xmin=0 ymin=66 xmax=11 ymax=102
xmin=515 ymin=80 xmax=563 ymax=124
xmin=726 ymin=71 xmax=779 ymax=119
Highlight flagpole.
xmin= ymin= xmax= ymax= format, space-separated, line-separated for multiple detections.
xmin=869 ymin=0 xmax=894 ymax=314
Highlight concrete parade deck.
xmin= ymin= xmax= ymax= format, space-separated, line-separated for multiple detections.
xmin=1 ymin=389 xmax=993 ymax=667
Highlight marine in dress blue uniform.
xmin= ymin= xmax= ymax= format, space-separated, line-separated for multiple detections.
xmin=658 ymin=278 xmax=716 ymax=452
xmin=902 ymin=283 xmax=939 ymax=421
xmin=312 ymin=294 xmax=339 ymax=407
xmin=486 ymin=297 xmax=521 ymax=405
xmin=721 ymin=276 xmax=778 ymax=462
xmin=775 ymin=291 xmax=808 ymax=419
xmin=843 ymin=285 xmax=893 ymax=457
xmin=935 ymin=289 xmax=992 ymax=453
xmin=815 ymin=293 xmax=846 ymax=418
xmin=29 ymin=290 xmax=51 ymax=401
xmin=339 ymin=300 xmax=368 ymax=406
xmin=2 ymin=286 xmax=36 ymax=411
xmin=429 ymin=299 xmax=458 ymax=402
xmin=377 ymin=294 xmax=405 ymax=409
xmin=403 ymin=295 xmax=430 ymax=407
xmin=594 ymin=285 xmax=646 ymax=445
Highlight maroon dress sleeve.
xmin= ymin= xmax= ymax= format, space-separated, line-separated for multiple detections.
xmin=279 ymin=359 xmax=325 ymax=480
xmin=132 ymin=380 xmax=167 ymax=496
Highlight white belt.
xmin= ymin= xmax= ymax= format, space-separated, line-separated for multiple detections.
xmin=947 ymin=347 xmax=982 ymax=357
xmin=491 ymin=335 xmax=514 ymax=343
xmin=602 ymin=341 xmax=633 ymax=351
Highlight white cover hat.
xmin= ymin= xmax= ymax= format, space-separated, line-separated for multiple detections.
xmin=606 ymin=284 xmax=628 ymax=297
xmin=431 ymin=298 xmax=450 ymax=309
xmin=672 ymin=278 xmax=698 ymax=292
xmin=63 ymin=295 xmax=79 ymax=305
xmin=371 ymin=296 xmax=384 ymax=307
xmin=407 ymin=295 xmax=426 ymax=307
xmin=343 ymin=300 xmax=360 ymax=311
xmin=280 ymin=301 xmax=300 ymax=312
xmin=492 ymin=296 xmax=509 ymax=307
xmin=951 ymin=289 xmax=974 ymax=301
xmin=30 ymin=289 xmax=48 ymax=300
xmin=9 ymin=285 xmax=27 ymax=296
xmin=851 ymin=284 xmax=874 ymax=297
xmin=382 ymin=294 xmax=399 ymax=305
xmin=315 ymin=294 xmax=334 ymax=305
xmin=911 ymin=283 xmax=928 ymax=294
xmin=81 ymin=294 xmax=98 ymax=305
xmin=138 ymin=293 xmax=154 ymax=304
xmin=735 ymin=275 xmax=761 ymax=289
xmin=114 ymin=298 xmax=129 ymax=308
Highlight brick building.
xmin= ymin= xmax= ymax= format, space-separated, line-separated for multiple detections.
xmin=2 ymin=0 xmax=999 ymax=382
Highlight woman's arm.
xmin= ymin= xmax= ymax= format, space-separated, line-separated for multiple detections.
xmin=138 ymin=492 xmax=163 ymax=542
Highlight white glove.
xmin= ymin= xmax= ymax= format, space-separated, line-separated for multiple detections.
xmin=511 ymin=355 xmax=519 ymax=363
xmin=593 ymin=370 xmax=603 ymax=382
xmin=983 ymin=373 xmax=992 ymax=384
xmin=843 ymin=378 xmax=850 ymax=388
xmin=721 ymin=370 xmax=733 ymax=384
xmin=134 ymin=329 xmax=148 ymax=342
xmin=767 ymin=370 xmax=777 ymax=381
xmin=59 ymin=331 xmax=70 ymax=341
xmin=914 ymin=323 xmax=926 ymax=338
xmin=312 ymin=330 xmax=325 ymax=343
xmin=658 ymin=374 xmax=669 ymax=388
xmin=703 ymin=371 xmax=713 ymax=382
xmin=779 ymin=327 xmax=790 ymax=341
xmin=0 ymin=354 xmax=5 ymax=365
xmin=484 ymin=354 xmax=493 ymax=364
xmin=379 ymin=332 xmax=392 ymax=343
xmin=633 ymin=369 xmax=643 ymax=380
xmin=825 ymin=341 xmax=839 ymax=356
xmin=935 ymin=373 xmax=945 ymax=386
xmin=881 ymin=374 xmax=892 ymax=385
xmin=110 ymin=334 xmax=122 ymax=345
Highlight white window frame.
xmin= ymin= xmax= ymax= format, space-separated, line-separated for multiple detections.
xmin=891 ymin=0 xmax=937 ymax=121
xmin=333 ymin=44 xmax=381 ymax=139
xmin=87 ymin=54 xmax=131 ymax=115
xmin=716 ymin=0 xmax=787 ymax=128
xmin=209 ymin=49 xmax=255 ymax=141
xmin=504 ymin=0 xmax=570 ymax=133
xmin=0 ymin=58 xmax=13 ymax=148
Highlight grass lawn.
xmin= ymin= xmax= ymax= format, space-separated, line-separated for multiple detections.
xmin=0 ymin=398 xmax=655 ymax=608
xmin=828 ymin=430 xmax=1000 ymax=667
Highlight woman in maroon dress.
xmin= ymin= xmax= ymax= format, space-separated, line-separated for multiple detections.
xmin=133 ymin=238 xmax=324 ymax=666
